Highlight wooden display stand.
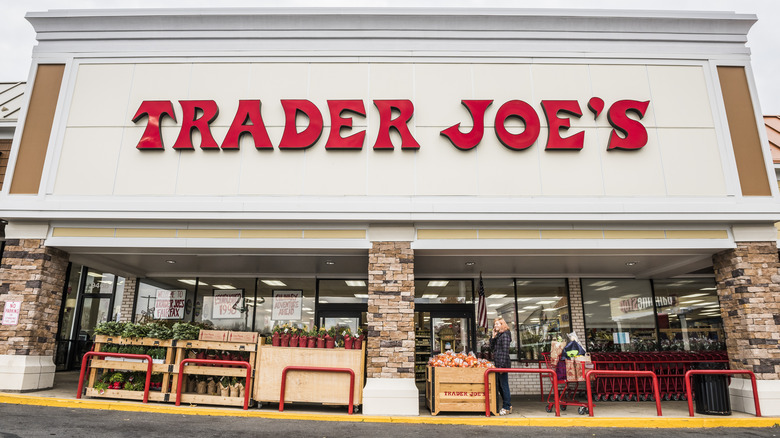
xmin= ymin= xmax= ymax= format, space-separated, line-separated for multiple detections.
xmin=254 ymin=344 xmax=365 ymax=407
xmin=173 ymin=339 xmax=260 ymax=407
xmin=87 ymin=335 xmax=176 ymax=402
xmin=426 ymin=366 xmax=497 ymax=416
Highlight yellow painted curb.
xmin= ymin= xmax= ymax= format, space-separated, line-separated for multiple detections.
xmin=0 ymin=393 xmax=777 ymax=427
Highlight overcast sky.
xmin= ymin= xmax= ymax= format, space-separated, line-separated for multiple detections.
xmin=2 ymin=0 xmax=780 ymax=113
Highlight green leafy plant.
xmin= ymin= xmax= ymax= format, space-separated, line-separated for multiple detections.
xmin=220 ymin=376 xmax=231 ymax=388
xmin=172 ymin=322 xmax=200 ymax=340
xmin=94 ymin=321 xmax=127 ymax=337
xmin=120 ymin=323 xmax=150 ymax=339
xmin=146 ymin=323 xmax=174 ymax=340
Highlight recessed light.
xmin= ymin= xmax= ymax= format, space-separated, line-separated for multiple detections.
xmin=625 ymin=261 xmax=638 ymax=266
xmin=488 ymin=294 xmax=506 ymax=299
xmin=345 ymin=280 xmax=366 ymax=287
xmin=165 ymin=260 xmax=176 ymax=264
xmin=261 ymin=280 xmax=286 ymax=287
xmin=595 ymin=286 xmax=616 ymax=291
xmin=465 ymin=261 xmax=476 ymax=266
xmin=178 ymin=279 xmax=208 ymax=286
xmin=325 ymin=260 xmax=335 ymax=265
xmin=536 ymin=300 xmax=556 ymax=305
xmin=421 ymin=294 xmax=438 ymax=299
xmin=683 ymin=293 xmax=708 ymax=298
xmin=212 ymin=284 xmax=235 ymax=289
xmin=590 ymin=281 xmax=613 ymax=287
xmin=427 ymin=281 xmax=449 ymax=287
xmin=353 ymin=294 xmax=369 ymax=299
xmin=87 ymin=272 xmax=103 ymax=278
xmin=584 ymin=301 xmax=598 ymax=305
xmin=699 ymin=287 xmax=717 ymax=291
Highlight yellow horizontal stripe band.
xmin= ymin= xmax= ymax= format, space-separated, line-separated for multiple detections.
xmin=115 ymin=228 xmax=177 ymax=238
xmin=240 ymin=230 xmax=303 ymax=239
xmin=303 ymin=230 xmax=366 ymax=239
xmin=51 ymin=227 xmax=115 ymax=238
xmin=541 ymin=230 xmax=604 ymax=239
xmin=417 ymin=229 xmax=478 ymax=239
xmin=478 ymin=230 xmax=540 ymax=239
xmin=665 ymin=230 xmax=729 ymax=239
xmin=604 ymin=230 xmax=666 ymax=239
xmin=177 ymin=229 xmax=240 ymax=238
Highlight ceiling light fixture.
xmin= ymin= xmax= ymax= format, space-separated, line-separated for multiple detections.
xmin=261 ymin=280 xmax=286 ymax=287
xmin=325 ymin=260 xmax=335 ymax=265
xmin=345 ymin=280 xmax=366 ymax=287
xmin=465 ymin=261 xmax=476 ymax=266
xmin=427 ymin=281 xmax=449 ymax=287
xmin=178 ymin=279 xmax=208 ymax=286
xmin=165 ymin=260 xmax=176 ymax=264
xmin=488 ymin=294 xmax=506 ymax=299
xmin=212 ymin=284 xmax=235 ymax=289
xmin=625 ymin=261 xmax=638 ymax=266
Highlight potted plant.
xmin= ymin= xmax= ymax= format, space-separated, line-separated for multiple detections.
xmin=229 ymin=377 xmax=240 ymax=398
xmin=207 ymin=377 xmax=217 ymax=395
xmin=219 ymin=376 xmax=231 ymax=397
xmin=353 ymin=327 xmax=364 ymax=350
xmin=298 ymin=326 xmax=308 ymax=348
xmin=308 ymin=328 xmax=317 ymax=348
xmin=271 ymin=325 xmax=281 ymax=346
xmin=342 ymin=327 xmax=353 ymax=350
xmin=325 ymin=327 xmax=336 ymax=349
xmin=196 ymin=375 xmax=207 ymax=394
xmin=290 ymin=327 xmax=299 ymax=348
xmin=280 ymin=324 xmax=291 ymax=347
xmin=317 ymin=327 xmax=326 ymax=348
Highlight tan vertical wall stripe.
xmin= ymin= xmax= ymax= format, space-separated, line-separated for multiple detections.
xmin=717 ymin=66 xmax=772 ymax=196
xmin=9 ymin=64 xmax=65 ymax=194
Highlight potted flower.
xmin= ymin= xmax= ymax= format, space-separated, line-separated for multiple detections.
xmin=308 ymin=328 xmax=317 ymax=348
xmin=280 ymin=324 xmax=292 ymax=347
xmin=230 ymin=377 xmax=240 ymax=398
xmin=290 ymin=327 xmax=299 ymax=348
xmin=325 ymin=327 xmax=336 ymax=349
xmin=298 ymin=326 xmax=308 ymax=348
xmin=271 ymin=325 xmax=282 ymax=346
xmin=317 ymin=327 xmax=327 ymax=348
xmin=353 ymin=327 xmax=364 ymax=350
xmin=342 ymin=327 xmax=353 ymax=350
xmin=219 ymin=376 xmax=231 ymax=397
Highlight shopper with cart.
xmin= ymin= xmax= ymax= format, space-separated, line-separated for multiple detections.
xmin=491 ymin=317 xmax=512 ymax=416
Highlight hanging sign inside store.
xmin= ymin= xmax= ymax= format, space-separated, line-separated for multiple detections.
xmin=1 ymin=301 xmax=21 ymax=325
xmin=154 ymin=289 xmax=186 ymax=320
xmin=272 ymin=290 xmax=302 ymax=321
xmin=132 ymin=98 xmax=649 ymax=152
xmin=212 ymin=289 xmax=243 ymax=319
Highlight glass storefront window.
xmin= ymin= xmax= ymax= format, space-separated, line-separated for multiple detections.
xmin=136 ymin=278 xmax=197 ymax=323
xmin=111 ymin=276 xmax=126 ymax=322
xmin=318 ymin=279 xmax=368 ymax=304
xmin=582 ymin=279 xmax=657 ymax=352
xmin=516 ymin=279 xmax=569 ymax=360
xmin=195 ymin=277 xmax=257 ymax=331
xmin=653 ymin=279 xmax=725 ymax=351
xmin=415 ymin=280 xmax=472 ymax=304
xmin=476 ymin=279 xmax=517 ymax=358
xmin=58 ymin=263 xmax=82 ymax=342
xmin=255 ymin=278 xmax=316 ymax=334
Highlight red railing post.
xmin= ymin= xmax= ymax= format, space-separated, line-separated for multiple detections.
xmin=684 ymin=369 xmax=761 ymax=417
xmin=176 ymin=359 xmax=253 ymax=410
xmin=483 ymin=368 xmax=559 ymax=417
xmin=76 ymin=352 xmax=153 ymax=403
xmin=279 ymin=366 xmax=355 ymax=414
xmin=584 ymin=370 xmax=662 ymax=417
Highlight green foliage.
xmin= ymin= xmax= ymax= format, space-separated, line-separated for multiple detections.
xmin=109 ymin=372 xmax=125 ymax=383
xmin=94 ymin=322 xmax=127 ymax=336
xmin=145 ymin=323 xmax=174 ymax=340
xmin=121 ymin=323 xmax=151 ymax=339
xmin=172 ymin=322 xmax=200 ymax=340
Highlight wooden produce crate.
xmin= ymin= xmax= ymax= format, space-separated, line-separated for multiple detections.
xmin=173 ymin=339 xmax=259 ymax=407
xmin=426 ymin=366 xmax=497 ymax=416
xmin=254 ymin=344 xmax=365 ymax=407
xmin=87 ymin=336 xmax=176 ymax=401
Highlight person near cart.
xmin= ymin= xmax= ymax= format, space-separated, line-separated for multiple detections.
xmin=490 ymin=316 xmax=512 ymax=415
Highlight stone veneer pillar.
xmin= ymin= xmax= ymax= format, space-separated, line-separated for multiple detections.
xmin=713 ymin=241 xmax=780 ymax=415
xmin=117 ymin=277 xmax=139 ymax=323
xmin=362 ymin=241 xmax=418 ymax=415
xmin=567 ymin=278 xmax=585 ymax=342
xmin=0 ymin=239 xmax=69 ymax=391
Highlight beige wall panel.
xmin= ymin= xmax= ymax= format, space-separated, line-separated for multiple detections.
xmin=414 ymin=64 xmax=473 ymax=127
xmin=478 ymin=229 xmax=540 ymax=239
xmin=237 ymin=127 xmax=305 ymax=195
xmin=657 ymin=128 xmax=727 ymax=196
xmin=115 ymin=228 xmax=177 ymax=238
xmin=53 ymin=127 xmax=122 ymax=195
xmin=178 ymin=229 xmax=239 ymax=238
xmin=124 ymin=63 xmax=192 ymax=126
xmin=599 ymin=128 xmax=666 ymax=196
xmin=473 ymin=64 xmax=533 ymax=129
xmin=240 ymin=229 xmax=303 ymax=238
xmin=247 ymin=64 xmax=310 ymax=129
xmin=51 ymin=227 xmax=115 ymax=237
xmin=366 ymin=147 xmax=416 ymax=196
xmin=665 ymin=230 xmax=729 ymax=239
xmin=476 ymin=135 xmax=542 ymax=196
xmin=531 ymin=64 xmax=592 ymax=129
xmin=309 ymin=63 xmax=369 ymax=127
xmin=417 ymin=229 xmax=478 ymax=239
xmin=113 ymin=127 xmax=180 ymax=195
xmin=603 ymin=230 xmax=665 ymax=239
xmin=301 ymin=140 xmax=367 ymax=196
xmin=175 ymin=126 xmax=241 ymax=195
xmin=369 ymin=63 xmax=414 ymax=100
xmin=303 ymin=230 xmax=365 ymax=239
xmin=541 ymin=230 xmax=604 ymax=239
xmin=647 ymin=65 xmax=714 ymax=128
xmin=67 ymin=64 xmax=134 ymax=127
xmin=589 ymin=64 xmax=655 ymax=128
xmin=415 ymin=127 xmax=478 ymax=195
xmin=189 ymin=63 xmax=251 ymax=128
xmin=538 ymin=129 xmax=605 ymax=196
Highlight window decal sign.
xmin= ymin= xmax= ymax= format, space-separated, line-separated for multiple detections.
xmin=154 ymin=289 xmax=186 ymax=320
xmin=212 ymin=289 xmax=243 ymax=320
xmin=272 ymin=290 xmax=302 ymax=321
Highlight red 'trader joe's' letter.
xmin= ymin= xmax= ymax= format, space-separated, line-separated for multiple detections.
xmin=173 ymin=100 xmax=220 ymax=150
xmin=325 ymin=100 xmax=366 ymax=150
xmin=278 ymin=99 xmax=324 ymax=149
xmin=373 ymin=100 xmax=420 ymax=150
xmin=132 ymin=101 xmax=176 ymax=149
xmin=607 ymin=100 xmax=650 ymax=150
xmin=221 ymin=100 xmax=273 ymax=150
xmin=541 ymin=100 xmax=584 ymax=150
xmin=440 ymin=100 xmax=493 ymax=150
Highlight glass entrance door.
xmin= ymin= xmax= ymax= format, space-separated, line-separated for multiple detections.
xmin=414 ymin=306 xmax=475 ymax=389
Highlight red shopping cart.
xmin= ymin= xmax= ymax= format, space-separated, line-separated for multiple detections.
xmin=542 ymin=352 xmax=590 ymax=415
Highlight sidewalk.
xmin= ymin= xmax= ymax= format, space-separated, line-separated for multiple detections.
xmin=0 ymin=371 xmax=776 ymax=428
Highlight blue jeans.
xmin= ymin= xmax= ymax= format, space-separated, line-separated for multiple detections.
xmin=496 ymin=372 xmax=511 ymax=410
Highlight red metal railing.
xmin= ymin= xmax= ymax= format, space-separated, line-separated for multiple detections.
xmin=585 ymin=370 xmax=662 ymax=417
xmin=77 ymin=352 xmax=153 ymax=403
xmin=684 ymin=369 xmax=761 ymax=417
xmin=483 ymin=368 xmax=560 ymax=417
xmin=175 ymin=359 xmax=253 ymax=410
xmin=279 ymin=366 xmax=355 ymax=414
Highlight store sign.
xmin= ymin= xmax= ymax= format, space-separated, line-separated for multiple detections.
xmin=132 ymin=98 xmax=649 ymax=152
xmin=1 ymin=301 xmax=21 ymax=325
xmin=154 ymin=289 xmax=186 ymax=320
xmin=620 ymin=295 xmax=678 ymax=313
xmin=272 ymin=290 xmax=302 ymax=321
xmin=212 ymin=289 xmax=243 ymax=319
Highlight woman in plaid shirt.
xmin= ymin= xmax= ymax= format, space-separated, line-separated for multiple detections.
xmin=490 ymin=317 xmax=512 ymax=415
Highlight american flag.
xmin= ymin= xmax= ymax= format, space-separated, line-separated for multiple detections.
xmin=477 ymin=273 xmax=487 ymax=329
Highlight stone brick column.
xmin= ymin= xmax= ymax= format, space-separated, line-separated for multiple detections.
xmin=363 ymin=240 xmax=418 ymax=415
xmin=0 ymin=239 xmax=69 ymax=391
xmin=117 ymin=277 xmax=138 ymax=323
xmin=567 ymin=278 xmax=585 ymax=341
xmin=366 ymin=241 xmax=415 ymax=378
xmin=713 ymin=241 xmax=780 ymax=415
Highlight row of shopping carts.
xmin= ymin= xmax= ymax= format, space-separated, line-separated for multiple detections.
xmin=587 ymin=351 xmax=728 ymax=402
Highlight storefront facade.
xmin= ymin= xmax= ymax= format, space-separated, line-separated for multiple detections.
xmin=0 ymin=8 xmax=779 ymax=415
